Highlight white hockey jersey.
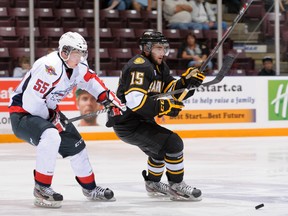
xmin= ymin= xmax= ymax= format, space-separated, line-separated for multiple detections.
xmin=9 ymin=51 xmax=108 ymax=120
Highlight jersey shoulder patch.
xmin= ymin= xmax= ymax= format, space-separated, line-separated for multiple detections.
xmin=133 ymin=57 xmax=145 ymax=65
xmin=45 ymin=65 xmax=57 ymax=76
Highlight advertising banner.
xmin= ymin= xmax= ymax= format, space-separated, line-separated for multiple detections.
xmin=1 ymin=76 xmax=288 ymax=142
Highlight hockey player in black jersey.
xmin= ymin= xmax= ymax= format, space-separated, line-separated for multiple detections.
xmin=108 ymin=31 xmax=205 ymax=201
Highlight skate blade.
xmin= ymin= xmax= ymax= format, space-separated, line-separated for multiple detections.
xmin=86 ymin=197 xmax=116 ymax=202
xmin=170 ymin=195 xmax=202 ymax=201
xmin=34 ymin=198 xmax=62 ymax=208
xmin=147 ymin=191 xmax=170 ymax=198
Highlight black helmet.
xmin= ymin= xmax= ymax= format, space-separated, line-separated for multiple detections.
xmin=139 ymin=31 xmax=169 ymax=55
xmin=139 ymin=31 xmax=169 ymax=46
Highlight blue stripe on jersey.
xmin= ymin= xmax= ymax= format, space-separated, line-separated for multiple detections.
xmin=11 ymin=74 xmax=32 ymax=107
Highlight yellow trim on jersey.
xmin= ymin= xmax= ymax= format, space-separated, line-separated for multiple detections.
xmin=163 ymin=79 xmax=177 ymax=93
xmin=164 ymin=157 xmax=183 ymax=164
xmin=125 ymin=87 xmax=147 ymax=95
xmin=148 ymin=160 xmax=165 ymax=168
xmin=148 ymin=170 xmax=163 ymax=176
xmin=166 ymin=169 xmax=184 ymax=175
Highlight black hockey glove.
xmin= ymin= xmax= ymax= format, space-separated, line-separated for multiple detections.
xmin=48 ymin=108 xmax=65 ymax=133
xmin=181 ymin=67 xmax=206 ymax=87
xmin=157 ymin=98 xmax=184 ymax=117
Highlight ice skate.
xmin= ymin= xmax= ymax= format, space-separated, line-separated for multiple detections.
xmin=33 ymin=183 xmax=63 ymax=208
xmin=168 ymin=181 xmax=202 ymax=201
xmin=142 ymin=170 xmax=170 ymax=197
xmin=82 ymin=186 xmax=115 ymax=201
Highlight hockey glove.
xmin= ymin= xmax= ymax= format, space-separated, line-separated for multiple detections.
xmin=98 ymin=90 xmax=127 ymax=112
xmin=181 ymin=67 xmax=206 ymax=87
xmin=48 ymin=109 xmax=65 ymax=133
xmin=108 ymin=106 xmax=123 ymax=117
xmin=157 ymin=98 xmax=184 ymax=117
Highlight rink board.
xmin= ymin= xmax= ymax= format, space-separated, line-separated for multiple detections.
xmin=1 ymin=76 xmax=288 ymax=143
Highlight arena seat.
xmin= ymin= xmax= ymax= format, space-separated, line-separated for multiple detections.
xmin=8 ymin=7 xmax=29 ymax=27
xmin=0 ymin=7 xmax=14 ymax=27
xmin=120 ymin=10 xmax=147 ymax=29
xmin=111 ymin=28 xmax=138 ymax=48
xmin=54 ymin=8 xmax=80 ymax=28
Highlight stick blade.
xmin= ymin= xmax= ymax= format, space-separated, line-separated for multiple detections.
xmin=202 ymin=54 xmax=235 ymax=87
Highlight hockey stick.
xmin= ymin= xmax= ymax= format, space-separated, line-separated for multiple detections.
xmin=65 ymin=54 xmax=235 ymax=124
xmin=64 ymin=108 xmax=108 ymax=124
xmin=151 ymin=53 xmax=235 ymax=99
xmin=177 ymin=0 xmax=254 ymax=102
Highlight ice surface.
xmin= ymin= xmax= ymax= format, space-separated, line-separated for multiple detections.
xmin=0 ymin=137 xmax=287 ymax=216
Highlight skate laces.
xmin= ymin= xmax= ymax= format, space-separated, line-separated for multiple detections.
xmin=153 ymin=181 xmax=169 ymax=193
xmin=174 ymin=181 xmax=194 ymax=194
xmin=37 ymin=185 xmax=58 ymax=196
xmin=84 ymin=186 xmax=106 ymax=198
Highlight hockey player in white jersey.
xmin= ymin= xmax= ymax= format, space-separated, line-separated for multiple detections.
xmin=9 ymin=32 xmax=126 ymax=208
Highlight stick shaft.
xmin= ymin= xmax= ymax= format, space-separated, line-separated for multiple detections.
xmin=178 ymin=0 xmax=254 ymax=102
xmin=151 ymin=54 xmax=235 ymax=99
xmin=65 ymin=108 xmax=108 ymax=124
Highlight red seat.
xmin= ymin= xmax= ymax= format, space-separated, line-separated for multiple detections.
xmin=54 ymin=8 xmax=80 ymax=28
xmin=100 ymin=10 xmax=122 ymax=28
xmin=35 ymin=0 xmax=59 ymax=8
xmin=0 ymin=47 xmax=12 ymax=76
xmin=58 ymin=0 xmax=80 ymax=8
xmin=140 ymin=10 xmax=158 ymax=29
xmin=9 ymin=47 xmax=30 ymax=62
xmin=0 ymin=0 xmax=10 ymax=7
xmin=119 ymin=10 xmax=147 ymax=29
xmin=63 ymin=27 xmax=93 ymax=47
xmin=244 ymin=1 xmax=265 ymax=21
xmin=88 ymin=48 xmax=116 ymax=71
xmin=162 ymin=29 xmax=183 ymax=48
xmin=39 ymin=27 xmax=64 ymax=48
xmin=76 ymin=8 xmax=94 ymax=28
xmin=79 ymin=0 xmax=94 ymax=9
xmin=228 ymin=69 xmax=246 ymax=76
xmin=10 ymin=0 xmax=29 ymax=7
xmin=264 ymin=12 xmax=286 ymax=38
xmin=16 ymin=27 xmax=41 ymax=47
xmin=98 ymin=28 xmax=117 ymax=48
xmin=34 ymin=8 xmax=56 ymax=27
xmin=111 ymin=28 xmax=137 ymax=48
xmin=8 ymin=7 xmax=29 ymax=27
xmin=109 ymin=48 xmax=132 ymax=69
xmin=0 ymin=27 xmax=21 ymax=47
xmin=0 ymin=7 xmax=14 ymax=27
xmin=35 ymin=47 xmax=56 ymax=59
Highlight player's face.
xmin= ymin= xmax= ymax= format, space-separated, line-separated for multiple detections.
xmin=77 ymin=92 xmax=102 ymax=121
xmin=65 ymin=50 xmax=83 ymax=68
xmin=150 ymin=44 xmax=167 ymax=65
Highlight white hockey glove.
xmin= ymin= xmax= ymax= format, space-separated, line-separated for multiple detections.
xmin=48 ymin=108 xmax=65 ymax=133
xmin=98 ymin=90 xmax=127 ymax=111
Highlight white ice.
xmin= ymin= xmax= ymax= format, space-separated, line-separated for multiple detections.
xmin=0 ymin=137 xmax=287 ymax=216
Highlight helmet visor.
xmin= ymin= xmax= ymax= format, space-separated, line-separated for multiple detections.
xmin=72 ymin=48 xmax=88 ymax=62
xmin=152 ymin=42 xmax=170 ymax=56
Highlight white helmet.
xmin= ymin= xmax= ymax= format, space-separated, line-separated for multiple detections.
xmin=58 ymin=31 xmax=88 ymax=62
